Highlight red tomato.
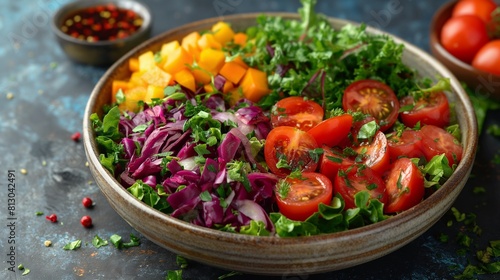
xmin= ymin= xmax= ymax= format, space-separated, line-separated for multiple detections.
xmin=387 ymin=129 xmax=424 ymax=163
xmin=440 ymin=15 xmax=489 ymax=63
xmin=338 ymin=114 xmax=377 ymax=148
xmin=355 ymin=131 xmax=390 ymax=174
xmin=384 ymin=158 xmax=425 ymax=213
xmin=452 ymin=0 xmax=497 ymax=24
xmin=343 ymin=80 xmax=399 ymax=132
xmin=399 ymin=92 xmax=450 ymax=128
xmin=319 ymin=146 xmax=355 ymax=183
xmin=275 ymin=172 xmax=333 ymax=221
xmin=264 ymin=126 xmax=319 ymax=177
xmin=334 ymin=164 xmax=387 ymax=210
xmin=307 ymin=114 xmax=353 ymax=147
xmin=472 ymin=40 xmax=500 ymax=76
xmin=270 ymin=96 xmax=324 ymax=131
xmin=420 ymin=125 xmax=463 ymax=167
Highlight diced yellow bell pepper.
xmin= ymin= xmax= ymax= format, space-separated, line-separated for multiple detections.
xmin=198 ymin=48 xmax=226 ymax=74
xmin=197 ymin=33 xmax=222 ymax=50
xmin=160 ymin=40 xmax=180 ymax=61
xmin=119 ymin=86 xmax=147 ymax=112
xmin=138 ymin=51 xmax=156 ymax=72
xmin=141 ymin=65 xmax=173 ymax=87
xmin=144 ymin=85 xmax=165 ymax=103
xmin=211 ymin=22 xmax=235 ymax=45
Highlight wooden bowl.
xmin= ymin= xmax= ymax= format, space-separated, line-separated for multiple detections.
xmin=83 ymin=13 xmax=478 ymax=275
xmin=429 ymin=0 xmax=500 ymax=99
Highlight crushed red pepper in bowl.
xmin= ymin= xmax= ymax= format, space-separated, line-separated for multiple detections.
xmin=51 ymin=0 xmax=152 ymax=66
xmin=60 ymin=3 xmax=144 ymax=42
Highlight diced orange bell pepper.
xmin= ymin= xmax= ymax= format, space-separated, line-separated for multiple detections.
xmin=192 ymin=68 xmax=212 ymax=85
xmin=174 ymin=69 xmax=196 ymax=92
xmin=181 ymin=31 xmax=201 ymax=59
xmin=112 ymin=80 xmax=130 ymax=102
xmin=211 ymin=22 xmax=235 ymax=45
xmin=233 ymin=32 xmax=247 ymax=47
xmin=128 ymin=58 xmax=140 ymax=72
xmin=239 ymin=67 xmax=270 ymax=102
xmin=222 ymin=81 xmax=235 ymax=94
xmin=162 ymin=47 xmax=194 ymax=75
xmin=141 ymin=65 xmax=174 ymax=87
xmin=231 ymin=55 xmax=249 ymax=69
xmin=219 ymin=61 xmax=247 ymax=84
xmin=204 ymin=83 xmax=216 ymax=93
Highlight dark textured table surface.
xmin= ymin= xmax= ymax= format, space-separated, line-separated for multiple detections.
xmin=1 ymin=0 xmax=500 ymax=279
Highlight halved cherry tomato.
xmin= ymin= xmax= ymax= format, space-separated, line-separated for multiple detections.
xmin=334 ymin=164 xmax=387 ymax=210
xmin=399 ymin=92 xmax=450 ymax=128
xmin=387 ymin=129 xmax=424 ymax=163
xmin=440 ymin=15 xmax=489 ymax=63
xmin=355 ymin=131 xmax=390 ymax=174
xmin=275 ymin=172 xmax=333 ymax=221
xmin=338 ymin=114 xmax=377 ymax=148
xmin=343 ymin=80 xmax=399 ymax=132
xmin=270 ymin=96 xmax=324 ymax=131
xmin=307 ymin=114 xmax=353 ymax=147
xmin=472 ymin=40 xmax=500 ymax=76
xmin=452 ymin=0 xmax=497 ymax=25
xmin=319 ymin=146 xmax=355 ymax=183
xmin=264 ymin=126 xmax=319 ymax=177
xmin=420 ymin=125 xmax=463 ymax=167
xmin=384 ymin=157 xmax=425 ymax=213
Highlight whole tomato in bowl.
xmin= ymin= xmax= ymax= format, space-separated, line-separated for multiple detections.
xmin=430 ymin=0 xmax=500 ymax=99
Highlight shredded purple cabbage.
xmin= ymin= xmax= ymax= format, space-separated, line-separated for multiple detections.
xmin=115 ymin=96 xmax=276 ymax=233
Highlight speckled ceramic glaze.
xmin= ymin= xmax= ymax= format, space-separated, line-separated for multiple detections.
xmin=430 ymin=0 xmax=500 ymax=100
xmin=51 ymin=0 xmax=152 ymax=66
xmin=83 ymin=13 xmax=478 ymax=275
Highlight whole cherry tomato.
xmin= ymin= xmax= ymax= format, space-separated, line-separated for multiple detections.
xmin=440 ymin=15 xmax=489 ymax=63
xmin=472 ymin=40 xmax=500 ymax=76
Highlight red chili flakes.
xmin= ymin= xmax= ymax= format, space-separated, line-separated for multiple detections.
xmin=46 ymin=214 xmax=58 ymax=223
xmin=60 ymin=4 xmax=143 ymax=42
xmin=71 ymin=132 xmax=81 ymax=142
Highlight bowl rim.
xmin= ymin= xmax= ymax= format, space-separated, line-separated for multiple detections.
xmin=51 ymin=0 xmax=152 ymax=47
xmin=429 ymin=0 xmax=500 ymax=79
xmin=83 ymin=12 xmax=478 ymax=246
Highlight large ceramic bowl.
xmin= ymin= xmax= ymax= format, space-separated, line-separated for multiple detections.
xmin=83 ymin=13 xmax=478 ymax=275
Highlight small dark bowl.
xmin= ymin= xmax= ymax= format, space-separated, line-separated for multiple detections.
xmin=51 ymin=0 xmax=152 ymax=67
xmin=430 ymin=0 xmax=500 ymax=99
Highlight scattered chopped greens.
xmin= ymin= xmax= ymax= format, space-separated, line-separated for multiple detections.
xmin=92 ymin=235 xmax=109 ymax=248
xmin=176 ymin=255 xmax=188 ymax=269
xmin=165 ymin=270 xmax=183 ymax=280
xmin=218 ymin=271 xmax=243 ymax=280
xmin=63 ymin=240 xmax=82 ymax=250
xmin=110 ymin=233 xmax=140 ymax=249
